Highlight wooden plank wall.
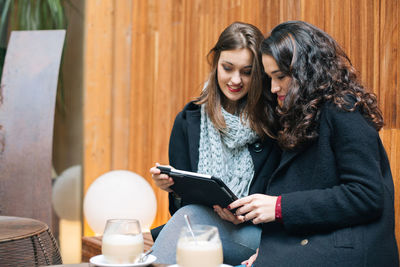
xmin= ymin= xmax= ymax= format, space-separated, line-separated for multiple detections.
xmin=83 ymin=0 xmax=400 ymax=251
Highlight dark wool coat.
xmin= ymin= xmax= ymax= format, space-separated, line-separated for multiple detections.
xmin=255 ymin=102 xmax=399 ymax=267
xmin=167 ymin=101 xmax=281 ymax=215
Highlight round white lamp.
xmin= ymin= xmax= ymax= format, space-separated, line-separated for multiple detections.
xmin=83 ymin=170 xmax=157 ymax=235
xmin=52 ymin=165 xmax=82 ymax=221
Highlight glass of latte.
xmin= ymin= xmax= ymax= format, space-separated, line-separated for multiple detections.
xmin=176 ymin=225 xmax=223 ymax=267
xmin=102 ymin=219 xmax=144 ymax=264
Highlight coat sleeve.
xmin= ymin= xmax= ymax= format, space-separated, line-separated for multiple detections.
xmin=167 ymin=110 xmax=191 ymax=215
xmin=281 ymin=106 xmax=388 ymax=233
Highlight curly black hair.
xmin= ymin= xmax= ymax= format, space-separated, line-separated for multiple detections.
xmin=261 ymin=21 xmax=383 ymax=150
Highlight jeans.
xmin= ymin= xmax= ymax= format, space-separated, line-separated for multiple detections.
xmin=152 ymin=204 xmax=261 ymax=265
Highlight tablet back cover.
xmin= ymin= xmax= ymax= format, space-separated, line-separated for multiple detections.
xmin=170 ymin=175 xmax=237 ymax=209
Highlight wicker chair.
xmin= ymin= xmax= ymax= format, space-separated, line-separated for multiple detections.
xmin=0 ymin=216 xmax=62 ymax=266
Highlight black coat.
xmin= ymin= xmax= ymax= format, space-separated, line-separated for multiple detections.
xmin=167 ymin=102 xmax=281 ymax=215
xmin=255 ymin=102 xmax=399 ymax=267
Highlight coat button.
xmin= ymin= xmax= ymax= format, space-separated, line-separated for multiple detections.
xmin=300 ymin=239 xmax=308 ymax=246
xmin=253 ymin=142 xmax=262 ymax=152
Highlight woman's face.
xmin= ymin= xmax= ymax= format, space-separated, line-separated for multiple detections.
xmin=217 ymin=48 xmax=253 ymax=104
xmin=262 ymin=54 xmax=292 ymax=107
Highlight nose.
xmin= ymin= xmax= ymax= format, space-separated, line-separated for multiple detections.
xmin=231 ymin=71 xmax=242 ymax=85
xmin=271 ymin=80 xmax=280 ymax=94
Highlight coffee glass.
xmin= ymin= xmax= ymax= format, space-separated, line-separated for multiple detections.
xmin=102 ymin=219 xmax=144 ymax=264
xmin=176 ymin=224 xmax=223 ymax=267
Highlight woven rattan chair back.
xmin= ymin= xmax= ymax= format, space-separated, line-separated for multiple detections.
xmin=0 ymin=216 xmax=62 ymax=266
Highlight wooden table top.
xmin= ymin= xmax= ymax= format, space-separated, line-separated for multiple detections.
xmin=0 ymin=216 xmax=48 ymax=242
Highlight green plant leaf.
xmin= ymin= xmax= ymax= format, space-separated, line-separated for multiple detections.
xmin=0 ymin=0 xmax=12 ymax=46
xmin=34 ymin=0 xmax=41 ymax=29
xmin=1 ymin=0 xmax=69 ymax=111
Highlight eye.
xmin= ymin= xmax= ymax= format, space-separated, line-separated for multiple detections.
xmin=242 ymin=69 xmax=252 ymax=76
xmin=222 ymin=65 xmax=232 ymax=71
xmin=278 ymin=75 xmax=286 ymax=80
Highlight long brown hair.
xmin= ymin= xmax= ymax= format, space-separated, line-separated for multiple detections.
xmin=196 ymin=22 xmax=278 ymax=139
xmin=261 ymin=21 xmax=383 ymax=150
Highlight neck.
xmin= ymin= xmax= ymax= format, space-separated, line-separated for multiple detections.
xmin=222 ymin=99 xmax=239 ymax=115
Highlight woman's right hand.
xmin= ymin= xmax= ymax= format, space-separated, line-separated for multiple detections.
xmin=213 ymin=205 xmax=245 ymax=225
xmin=149 ymin=163 xmax=174 ymax=192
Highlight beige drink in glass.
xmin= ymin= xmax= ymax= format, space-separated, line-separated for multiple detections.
xmin=176 ymin=225 xmax=223 ymax=267
xmin=102 ymin=219 xmax=144 ymax=264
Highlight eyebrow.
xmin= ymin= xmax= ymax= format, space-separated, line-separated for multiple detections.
xmin=221 ymin=61 xmax=252 ymax=68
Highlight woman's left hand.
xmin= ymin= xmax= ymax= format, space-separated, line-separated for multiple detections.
xmin=228 ymin=194 xmax=278 ymax=224
xmin=241 ymin=248 xmax=258 ymax=267
xmin=213 ymin=205 xmax=245 ymax=225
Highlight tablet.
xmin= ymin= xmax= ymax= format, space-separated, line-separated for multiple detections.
xmin=157 ymin=166 xmax=238 ymax=209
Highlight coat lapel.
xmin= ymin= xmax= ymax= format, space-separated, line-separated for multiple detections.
xmin=272 ymin=148 xmax=303 ymax=177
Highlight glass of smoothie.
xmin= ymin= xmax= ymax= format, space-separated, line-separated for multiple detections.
xmin=176 ymin=224 xmax=223 ymax=267
xmin=102 ymin=219 xmax=144 ymax=264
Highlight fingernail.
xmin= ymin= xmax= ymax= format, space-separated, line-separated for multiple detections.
xmin=227 ymin=205 xmax=231 ymax=210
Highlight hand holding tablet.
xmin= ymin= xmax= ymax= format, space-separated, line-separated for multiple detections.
xmin=156 ymin=166 xmax=238 ymax=210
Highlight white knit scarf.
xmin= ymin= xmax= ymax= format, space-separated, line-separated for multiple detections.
xmin=197 ymin=104 xmax=258 ymax=198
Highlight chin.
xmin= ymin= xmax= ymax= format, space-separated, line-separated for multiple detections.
xmin=228 ymin=95 xmax=245 ymax=102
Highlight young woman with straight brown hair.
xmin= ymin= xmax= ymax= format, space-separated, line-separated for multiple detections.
xmin=149 ymin=21 xmax=280 ymax=265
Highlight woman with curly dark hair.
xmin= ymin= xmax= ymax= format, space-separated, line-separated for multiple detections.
xmin=229 ymin=21 xmax=398 ymax=266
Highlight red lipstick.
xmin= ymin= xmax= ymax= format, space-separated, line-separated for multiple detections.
xmin=228 ymin=85 xmax=242 ymax=93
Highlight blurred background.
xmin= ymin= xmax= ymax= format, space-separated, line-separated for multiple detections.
xmin=0 ymin=0 xmax=399 ymax=264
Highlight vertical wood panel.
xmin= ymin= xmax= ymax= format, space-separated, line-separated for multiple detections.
xmin=373 ymin=0 xmax=381 ymax=99
xmin=280 ymin=0 xmax=301 ymax=21
xmin=84 ymin=0 xmax=114 ymax=236
xmin=300 ymin=0 xmax=325 ymax=28
xmin=149 ymin=0 xmax=175 ymax=228
xmin=83 ymin=1 xmax=400 ymax=250
xmin=380 ymin=0 xmax=399 ymax=128
xmin=265 ymin=0 xmax=281 ymax=33
xmin=324 ymin=0 xmax=351 ymax=49
xmin=380 ymin=0 xmax=400 ymax=251
xmin=111 ymin=0 xmax=133 ymax=170
xmin=349 ymin=0 xmax=377 ymax=92
xmin=381 ymin=129 xmax=400 ymax=252
xmin=129 ymin=2 xmax=156 ymax=178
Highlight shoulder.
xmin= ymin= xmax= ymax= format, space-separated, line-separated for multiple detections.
xmin=320 ymin=100 xmax=378 ymax=139
xmin=321 ymin=100 xmax=364 ymax=123
xmin=182 ymin=101 xmax=201 ymax=112
xmin=175 ymin=101 xmax=201 ymax=121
